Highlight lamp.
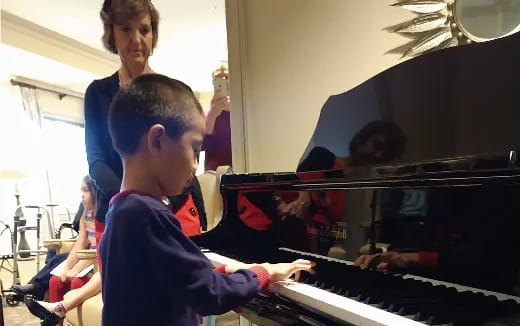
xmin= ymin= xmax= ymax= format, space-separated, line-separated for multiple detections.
xmin=0 ymin=167 xmax=32 ymax=260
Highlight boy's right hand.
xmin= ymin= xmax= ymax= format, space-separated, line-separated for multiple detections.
xmin=261 ymin=259 xmax=316 ymax=283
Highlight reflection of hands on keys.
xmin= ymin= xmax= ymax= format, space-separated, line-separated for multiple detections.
xmin=354 ymin=251 xmax=419 ymax=271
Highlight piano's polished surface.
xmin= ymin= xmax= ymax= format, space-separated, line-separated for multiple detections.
xmin=193 ymin=32 xmax=520 ymax=325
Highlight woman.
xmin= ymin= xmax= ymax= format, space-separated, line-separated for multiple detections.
xmin=87 ymin=0 xmax=206 ymax=236
xmin=85 ymin=0 xmax=159 ymax=231
xmin=204 ymin=65 xmax=232 ymax=171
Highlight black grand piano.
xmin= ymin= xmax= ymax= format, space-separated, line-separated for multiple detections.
xmin=193 ymin=32 xmax=520 ymax=326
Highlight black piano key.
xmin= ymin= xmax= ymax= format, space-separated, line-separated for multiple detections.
xmin=210 ymin=247 xmax=520 ymax=326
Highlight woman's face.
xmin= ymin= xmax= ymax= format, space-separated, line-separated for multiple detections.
xmin=80 ymin=181 xmax=95 ymax=211
xmin=113 ymin=14 xmax=153 ymax=69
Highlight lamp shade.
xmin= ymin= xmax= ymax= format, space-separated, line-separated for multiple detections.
xmin=0 ymin=168 xmax=25 ymax=179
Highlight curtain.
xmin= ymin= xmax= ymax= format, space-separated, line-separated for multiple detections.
xmin=16 ymin=85 xmax=56 ymax=247
xmin=19 ymin=86 xmax=43 ymax=130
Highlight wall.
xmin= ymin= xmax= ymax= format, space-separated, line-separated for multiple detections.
xmin=226 ymin=0 xmax=414 ymax=172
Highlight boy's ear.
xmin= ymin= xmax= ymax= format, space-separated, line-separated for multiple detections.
xmin=147 ymin=124 xmax=166 ymax=154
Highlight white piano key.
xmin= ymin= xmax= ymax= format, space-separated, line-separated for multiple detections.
xmin=206 ymin=251 xmax=426 ymax=326
xmin=270 ymin=280 xmax=426 ymax=326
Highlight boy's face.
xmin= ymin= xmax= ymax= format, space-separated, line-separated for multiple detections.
xmin=157 ymin=115 xmax=205 ymax=196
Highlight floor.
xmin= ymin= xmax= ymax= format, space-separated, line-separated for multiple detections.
xmin=1 ymin=256 xmax=44 ymax=325
xmin=1 ymin=256 xmax=242 ymax=326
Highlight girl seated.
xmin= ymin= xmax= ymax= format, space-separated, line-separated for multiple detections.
xmin=25 ymin=175 xmax=97 ymax=325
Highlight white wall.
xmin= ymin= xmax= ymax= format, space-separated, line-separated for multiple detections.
xmin=227 ymin=0 xmax=414 ymax=173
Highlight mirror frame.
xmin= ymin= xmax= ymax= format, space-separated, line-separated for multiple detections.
xmin=453 ymin=0 xmax=520 ymax=43
xmin=388 ymin=0 xmax=520 ymax=58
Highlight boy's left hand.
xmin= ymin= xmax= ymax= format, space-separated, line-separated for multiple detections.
xmin=262 ymin=259 xmax=316 ymax=283
xmin=225 ymin=259 xmax=316 ymax=283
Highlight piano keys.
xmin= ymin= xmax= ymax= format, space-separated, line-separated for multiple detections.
xmin=206 ymin=247 xmax=520 ymax=326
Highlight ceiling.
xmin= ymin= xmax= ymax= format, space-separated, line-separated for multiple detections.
xmin=1 ymin=0 xmax=228 ymax=91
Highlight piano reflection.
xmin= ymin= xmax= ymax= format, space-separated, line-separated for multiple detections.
xmin=192 ymin=32 xmax=520 ymax=326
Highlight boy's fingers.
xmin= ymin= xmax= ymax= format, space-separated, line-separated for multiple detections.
xmin=292 ymin=259 xmax=314 ymax=266
xmin=293 ymin=263 xmax=313 ymax=271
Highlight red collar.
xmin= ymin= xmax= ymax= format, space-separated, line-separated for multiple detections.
xmin=109 ymin=189 xmax=163 ymax=206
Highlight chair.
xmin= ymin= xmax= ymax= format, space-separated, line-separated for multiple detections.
xmin=41 ymin=240 xmax=100 ymax=326
xmin=64 ymin=249 xmax=100 ymax=326
xmin=197 ymin=165 xmax=231 ymax=231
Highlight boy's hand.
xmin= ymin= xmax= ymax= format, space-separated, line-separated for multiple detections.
xmin=261 ymin=259 xmax=316 ymax=283
xmin=224 ymin=263 xmax=254 ymax=274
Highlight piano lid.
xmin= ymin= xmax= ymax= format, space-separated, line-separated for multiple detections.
xmin=292 ymin=31 xmax=520 ymax=181
xmin=193 ymin=33 xmax=520 ymax=325
xmin=192 ymin=28 xmax=520 ymax=326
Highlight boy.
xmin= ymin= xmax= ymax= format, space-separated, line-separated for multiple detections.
xmin=99 ymin=74 xmax=315 ymax=326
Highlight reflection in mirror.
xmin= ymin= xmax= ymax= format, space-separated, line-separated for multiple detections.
xmin=455 ymin=0 xmax=520 ymax=41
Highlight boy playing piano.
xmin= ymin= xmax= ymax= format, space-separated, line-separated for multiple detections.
xmin=99 ymin=74 xmax=315 ymax=326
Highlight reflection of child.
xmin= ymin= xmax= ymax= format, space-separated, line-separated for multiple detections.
xmin=204 ymin=64 xmax=232 ymax=170
xmin=100 ymin=74 xmax=315 ymax=325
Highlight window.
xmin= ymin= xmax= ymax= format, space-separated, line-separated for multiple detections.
xmin=41 ymin=117 xmax=87 ymax=217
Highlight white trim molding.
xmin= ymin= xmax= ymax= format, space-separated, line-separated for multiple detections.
xmin=1 ymin=10 xmax=119 ymax=77
xmin=225 ymin=0 xmax=248 ymax=173
xmin=11 ymin=75 xmax=84 ymax=99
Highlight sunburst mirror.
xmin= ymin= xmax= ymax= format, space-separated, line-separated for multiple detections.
xmin=389 ymin=0 xmax=520 ymax=58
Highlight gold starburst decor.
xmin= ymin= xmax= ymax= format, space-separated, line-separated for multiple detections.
xmin=389 ymin=0 xmax=520 ymax=58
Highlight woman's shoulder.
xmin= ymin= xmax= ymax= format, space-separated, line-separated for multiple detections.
xmin=86 ymin=72 xmax=119 ymax=95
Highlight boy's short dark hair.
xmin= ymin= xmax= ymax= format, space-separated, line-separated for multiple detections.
xmin=109 ymin=74 xmax=203 ymax=155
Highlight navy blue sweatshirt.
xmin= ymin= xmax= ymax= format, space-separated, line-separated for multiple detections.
xmin=99 ymin=191 xmax=268 ymax=326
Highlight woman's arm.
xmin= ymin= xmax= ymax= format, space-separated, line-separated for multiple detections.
xmin=205 ymin=95 xmax=229 ymax=135
xmin=278 ymin=191 xmax=311 ymax=219
xmin=84 ymin=82 xmax=121 ymax=195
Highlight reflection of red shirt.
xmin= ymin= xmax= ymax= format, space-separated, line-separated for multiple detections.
xmin=237 ymin=192 xmax=272 ymax=231
xmin=203 ymin=111 xmax=232 ymax=170
xmin=173 ymin=194 xmax=201 ymax=237
xmin=310 ymin=159 xmax=345 ymax=226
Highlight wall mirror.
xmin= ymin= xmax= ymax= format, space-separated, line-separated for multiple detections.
xmin=390 ymin=0 xmax=520 ymax=57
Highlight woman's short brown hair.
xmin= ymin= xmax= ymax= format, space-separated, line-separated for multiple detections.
xmin=100 ymin=0 xmax=160 ymax=55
